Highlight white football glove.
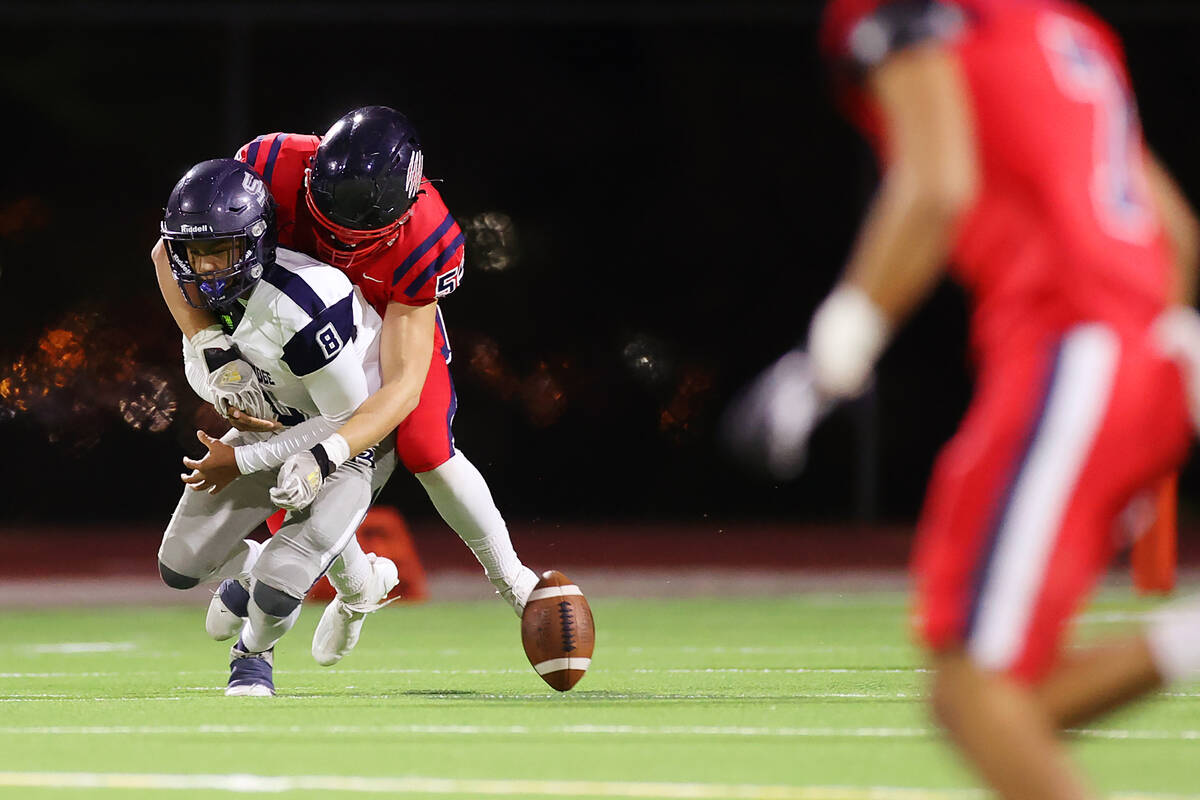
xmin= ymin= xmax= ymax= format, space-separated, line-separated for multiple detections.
xmin=270 ymin=450 xmax=324 ymax=512
xmin=721 ymin=349 xmax=834 ymax=480
xmin=207 ymin=358 xmax=275 ymax=421
xmin=1154 ymin=305 xmax=1200 ymax=432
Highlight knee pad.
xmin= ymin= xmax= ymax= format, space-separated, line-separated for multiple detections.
xmin=252 ymin=581 xmax=302 ymax=618
xmin=158 ymin=560 xmax=200 ymax=590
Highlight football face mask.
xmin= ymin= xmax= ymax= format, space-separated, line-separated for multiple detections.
xmin=164 ymin=226 xmax=266 ymax=311
xmin=304 ymin=167 xmax=415 ymax=270
xmin=168 ymin=236 xmax=259 ymax=311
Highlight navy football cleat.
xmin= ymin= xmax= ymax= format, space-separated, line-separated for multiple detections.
xmin=226 ymin=640 xmax=275 ymax=697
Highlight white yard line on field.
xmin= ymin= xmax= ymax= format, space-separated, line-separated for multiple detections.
xmin=0 ymin=723 xmax=1196 ymax=742
xmin=25 ymin=642 xmax=136 ymax=654
xmin=633 ymin=668 xmax=929 ymax=674
xmin=0 ymin=772 xmax=981 ymax=799
xmin=0 ymin=772 xmax=1192 ymax=800
xmin=0 ymin=666 xmax=929 ymax=679
xmin=0 ymin=691 xmax=921 ymax=703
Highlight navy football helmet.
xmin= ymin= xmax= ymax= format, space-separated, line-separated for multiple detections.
xmin=304 ymin=105 xmax=424 ymax=268
xmin=161 ymin=159 xmax=277 ymax=310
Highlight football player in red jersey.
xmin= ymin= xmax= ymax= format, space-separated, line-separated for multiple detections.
xmin=153 ymin=107 xmax=540 ymax=658
xmin=729 ymin=1 xmax=1200 ymax=795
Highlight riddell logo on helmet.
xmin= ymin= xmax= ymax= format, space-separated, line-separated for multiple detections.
xmin=181 ymin=224 xmax=211 ymax=233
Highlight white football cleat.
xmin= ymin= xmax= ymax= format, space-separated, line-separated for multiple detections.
xmin=500 ymin=567 xmax=540 ymax=617
xmin=312 ymin=554 xmax=399 ymax=667
xmin=206 ymin=579 xmax=250 ymax=641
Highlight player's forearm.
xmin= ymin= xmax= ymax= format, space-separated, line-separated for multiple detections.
xmin=152 ymin=238 xmax=219 ymax=338
xmin=1146 ymin=152 xmax=1200 ymax=305
xmin=807 ymin=176 xmax=959 ymax=399
xmin=235 ymin=415 xmax=338 ymax=473
xmin=333 ymin=374 xmax=425 ymax=455
xmin=843 ymin=172 xmax=959 ymax=323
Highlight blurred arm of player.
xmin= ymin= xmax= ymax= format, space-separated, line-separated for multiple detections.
xmin=1146 ymin=151 xmax=1200 ymax=429
xmin=152 ymin=238 xmax=278 ymax=432
xmin=1145 ymin=153 xmax=1200 ymax=306
xmin=724 ymin=44 xmax=977 ymax=478
xmin=271 ymin=300 xmax=436 ymax=510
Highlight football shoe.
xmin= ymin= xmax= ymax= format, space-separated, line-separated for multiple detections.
xmin=311 ymin=554 xmax=399 ymax=666
xmin=226 ymin=641 xmax=275 ymax=697
xmin=205 ymin=579 xmax=250 ymax=641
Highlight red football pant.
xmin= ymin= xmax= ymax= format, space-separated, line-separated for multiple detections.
xmin=913 ymin=323 xmax=1190 ymax=683
xmin=265 ymin=310 xmax=457 ymax=536
xmin=393 ymin=308 xmax=456 ymax=475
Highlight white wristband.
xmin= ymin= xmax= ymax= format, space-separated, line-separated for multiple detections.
xmin=319 ymin=434 xmax=352 ymax=468
xmin=807 ymin=284 xmax=889 ymax=399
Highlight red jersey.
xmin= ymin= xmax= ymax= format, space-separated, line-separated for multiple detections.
xmin=235 ymin=133 xmax=465 ymax=316
xmin=821 ymin=0 xmax=1173 ymax=359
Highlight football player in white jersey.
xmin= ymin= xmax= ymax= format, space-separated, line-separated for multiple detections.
xmin=155 ymin=158 xmax=396 ymax=696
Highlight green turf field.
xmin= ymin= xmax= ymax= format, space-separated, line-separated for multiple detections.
xmin=0 ymin=590 xmax=1195 ymax=799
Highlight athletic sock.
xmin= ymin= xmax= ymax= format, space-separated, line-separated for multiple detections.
xmin=325 ymin=536 xmax=371 ymax=601
xmin=241 ymin=588 xmax=302 ymax=654
xmin=416 ymin=451 xmax=534 ymax=606
xmin=213 ymin=539 xmax=264 ymax=585
xmin=1146 ymin=593 xmax=1200 ymax=684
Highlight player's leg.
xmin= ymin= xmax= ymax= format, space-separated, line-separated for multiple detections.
xmin=312 ymin=444 xmax=401 ymax=666
xmin=159 ymin=431 xmax=278 ymax=640
xmin=916 ymin=325 xmax=1146 ymax=797
xmin=1024 ymin=337 xmax=1194 ymax=729
xmin=230 ymin=460 xmax=374 ymax=694
xmin=264 ymin=509 xmax=383 ymax=618
xmin=398 ymin=319 xmax=537 ymax=614
xmin=158 ymin=472 xmax=275 ymax=590
xmin=930 ymin=650 xmax=1092 ymax=799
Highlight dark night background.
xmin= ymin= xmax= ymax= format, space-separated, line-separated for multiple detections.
xmin=2 ymin=1 xmax=1199 ymax=529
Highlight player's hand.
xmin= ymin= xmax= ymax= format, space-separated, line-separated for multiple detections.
xmin=720 ymin=349 xmax=833 ymax=480
xmin=181 ymin=430 xmax=240 ymax=494
xmin=207 ymin=359 xmax=274 ymax=422
xmin=226 ymin=406 xmax=284 ymax=433
xmin=270 ymin=450 xmax=323 ymax=511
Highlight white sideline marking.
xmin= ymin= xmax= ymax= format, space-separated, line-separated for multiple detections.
xmin=635 ymin=668 xmax=929 ymax=675
xmin=26 ymin=642 xmax=135 ymax=655
xmin=0 ymin=691 xmax=922 ymax=703
xmin=1 ymin=723 xmax=1198 ymax=741
xmin=0 ymin=772 xmax=983 ymax=798
xmin=0 ymin=772 xmax=1193 ymax=800
xmin=0 ymin=666 xmax=927 ymax=679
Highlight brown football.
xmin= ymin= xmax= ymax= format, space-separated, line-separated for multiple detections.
xmin=520 ymin=570 xmax=595 ymax=691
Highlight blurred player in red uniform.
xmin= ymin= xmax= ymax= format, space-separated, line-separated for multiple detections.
xmin=155 ymin=107 xmax=539 ymax=641
xmin=729 ymin=1 xmax=1200 ymax=795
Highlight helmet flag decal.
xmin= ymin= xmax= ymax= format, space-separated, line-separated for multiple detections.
xmin=405 ymin=150 xmax=424 ymax=200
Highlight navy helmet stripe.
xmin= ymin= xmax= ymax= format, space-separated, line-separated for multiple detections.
xmin=262 ymin=263 xmax=327 ymax=319
xmin=281 ymin=293 xmax=358 ymax=377
xmin=963 ymin=340 xmax=1065 ymax=640
xmin=262 ymin=133 xmax=289 ymax=184
xmin=391 ymin=212 xmax=457 ymax=287
xmin=402 ymin=232 xmax=465 ymax=299
xmin=243 ymin=136 xmax=264 ymax=167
